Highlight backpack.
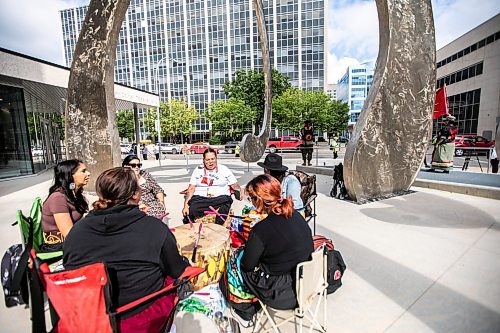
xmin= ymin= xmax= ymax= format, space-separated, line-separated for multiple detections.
xmin=2 ymin=201 xmax=39 ymax=308
xmin=288 ymin=170 xmax=317 ymax=220
xmin=1 ymin=244 xmax=29 ymax=307
xmin=312 ymin=235 xmax=346 ymax=294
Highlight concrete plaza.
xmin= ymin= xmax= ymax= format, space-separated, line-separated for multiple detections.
xmin=0 ymin=156 xmax=499 ymax=332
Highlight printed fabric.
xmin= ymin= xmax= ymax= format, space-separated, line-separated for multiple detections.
xmin=190 ymin=164 xmax=237 ymax=197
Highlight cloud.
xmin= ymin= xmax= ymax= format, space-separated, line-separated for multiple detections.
xmin=432 ymin=0 xmax=500 ymax=48
xmin=326 ymin=0 xmax=500 ymax=83
xmin=0 ymin=0 xmax=87 ymax=65
xmin=327 ymin=0 xmax=378 ymax=83
xmin=326 ymin=55 xmax=361 ymax=85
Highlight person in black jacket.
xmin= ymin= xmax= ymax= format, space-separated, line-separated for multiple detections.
xmin=222 ymin=174 xmax=314 ymax=328
xmin=300 ymin=120 xmax=314 ymax=166
xmin=63 ymin=167 xmax=189 ymax=333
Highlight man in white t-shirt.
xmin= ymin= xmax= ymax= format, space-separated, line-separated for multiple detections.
xmin=182 ymin=148 xmax=241 ymax=224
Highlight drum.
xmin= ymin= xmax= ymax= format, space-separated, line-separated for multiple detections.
xmin=172 ymin=223 xmax=230 ymax=290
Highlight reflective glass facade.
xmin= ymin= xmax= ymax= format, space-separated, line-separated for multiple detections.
xmin=336 ymin=63 xmax=374 ymax=125
xmin=0 ymin=83 xmax=65 ymax=179
xmin=61 ymin=0 xmax=326 ymax=139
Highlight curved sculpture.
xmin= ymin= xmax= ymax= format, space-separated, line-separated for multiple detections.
xmin=66 ymin=0 xmax=130 ymax=189
xmin=343 ymin=0 xmax=436 ymax=203
xmin=240 ymin=0 xmax=272 ymax=163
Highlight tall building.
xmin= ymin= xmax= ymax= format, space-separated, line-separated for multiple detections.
xmin=336 ymin=62 xmax=374 ymax=126
xmin=61 ymin=0 xmax=327 ymax=141
xmin=436 ymin=14 xmax=499 ymax=140
xmin=325 ymin=83 xmax=337 ymax=100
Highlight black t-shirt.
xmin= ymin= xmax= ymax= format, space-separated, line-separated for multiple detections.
xmin=63 ymin=205 xmax=188 ymax=317
xmin=241 ymin=211 xmax=314 ymax=275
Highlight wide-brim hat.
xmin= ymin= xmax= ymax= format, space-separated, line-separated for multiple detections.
xmin=257 ymin=153 xmax=288 ymax=171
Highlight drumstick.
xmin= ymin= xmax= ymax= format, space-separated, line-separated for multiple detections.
xmin=191 ymin=223 xmax=203 ymax=262
xmin=208 ymin=206 xmax=227 ymax=224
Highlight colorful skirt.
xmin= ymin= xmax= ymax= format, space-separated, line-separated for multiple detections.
xmin=431 ymin=143 xmax=455 ymax=170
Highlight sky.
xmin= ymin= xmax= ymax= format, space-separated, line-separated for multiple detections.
xmin=0 ymin=0 xmax=499 ymax=85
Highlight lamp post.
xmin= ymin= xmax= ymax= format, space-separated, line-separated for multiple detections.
xmin=154 ymin=56 xmax=171 ymax=167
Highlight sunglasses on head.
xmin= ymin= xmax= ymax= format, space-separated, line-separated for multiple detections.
xmin=128 ymin=163 xmax=142 ymax=168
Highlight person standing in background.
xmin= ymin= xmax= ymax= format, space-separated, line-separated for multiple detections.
xmin=300 ymin=120 xmax=314 ymax=166
xmin=141 ymin=145 xmax=148 ymax=160
xmin=182 ymin=142 xmax=190 ymax=170
xmin=491 ymin=146 xmax=498 ymax=174
xmin=153 ymin=144 xmax=160 ymax=160
xmin=330 ymin=137 xmax=340 ymax=159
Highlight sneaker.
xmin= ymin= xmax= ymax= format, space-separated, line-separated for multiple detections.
xmin=230 ymin=308 xmax=254 ymax=328
xmin=308 ymin=162 xmax=312 ymax=166
xmin=302 ymin=162 xmax=306 ymax=166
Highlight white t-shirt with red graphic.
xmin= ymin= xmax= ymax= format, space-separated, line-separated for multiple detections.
xmin=190 ymin=164 xmax=237 ymax=197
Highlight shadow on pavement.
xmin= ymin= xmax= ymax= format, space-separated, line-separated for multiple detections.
xmin=359 ymin=192 xmax=496 ymax=229
xmin=316 ymin=225 xmax=500 ymax=332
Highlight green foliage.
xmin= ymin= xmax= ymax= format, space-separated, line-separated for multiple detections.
xmin=208 ymin=137 xmax=222 ymax=145
xmin=116 ymin=110 xmax=136 ymax=140
xmin=223 ymin=68 xmax=292 ymax=126
xmin=205 ymin=98 xmax=256 ymax=139
xmin=272 ymin=88 xmax=349 ymax=134
xmin=145 ymin=99 xmax=199 ymax=141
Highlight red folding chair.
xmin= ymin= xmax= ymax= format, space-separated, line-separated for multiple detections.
xmin=36 ymin=258 xmax=204 ymax=333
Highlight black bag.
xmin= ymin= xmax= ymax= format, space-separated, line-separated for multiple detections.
xmin=326 ymin=249 xmax=346 ymax=294
xmin=330 ymin=163 xmax=347 ymax=200
xmin=312 ymin=235 xmax=346 ymax=294
xmin=1 ymin=244 xmax=29 ymax=307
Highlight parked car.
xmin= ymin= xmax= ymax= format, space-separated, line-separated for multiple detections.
xmin=190 ymin=144 xmax=218 ymax=154
xmin=31 ymin=146 xmax=44 ymax=156
xmin=266 ymin=136 xmax=302 ymax=153
xmin=120 ymin=143 xmax=131 ymax=154
xmin=454 ymin=135 xmax=494 ymax=156
xmin=158 ymin=143 xmax=181 ymax=154
xmin=224 ymin=141 xmax=240 ymax=154
xmin=338 ymin=136 xmax=349 ymax=143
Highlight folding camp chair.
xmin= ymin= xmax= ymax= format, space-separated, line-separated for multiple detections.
xmin=289 ymin=170 xmax=318 ymax=234
xmin=13 ymin=197 xmax=63 ymax=333
xmin=253 ymin=247 xmax=328 ymax=333
xmin=16 ymin=197 xmax=63 ymax=261
xmin=35 ymin=256 xmax=204 ymax=333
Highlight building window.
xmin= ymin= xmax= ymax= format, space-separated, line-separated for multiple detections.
xmin=434 ymin=88 xmax=481 ymax=135
xmin=436 ymin=62 xmax=483 ymax=88
xmin=0 ymin=84 xmax=33 ymax=179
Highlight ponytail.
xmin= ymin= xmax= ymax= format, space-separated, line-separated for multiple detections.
xmin=271 ymin=196 xmax=294 ymax=218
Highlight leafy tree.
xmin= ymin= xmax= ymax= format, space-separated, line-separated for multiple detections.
xmin=273 ymin=88 xmax=349 ymax=134
xmin=116 ymin=109 xmax=135 ymax=140
xmin=325 ymin=100 xmax=350 ymax=135
xmin=145 ymin=99 xmax=199 ymax=142
xmin=223 ymin=68 xmax=292 ymax=129
xmin=205 ymin=98 xmax=256 ymax=139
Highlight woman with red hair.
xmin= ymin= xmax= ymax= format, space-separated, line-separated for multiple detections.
xmin=223 ymin=174 xmax=314 ymax=327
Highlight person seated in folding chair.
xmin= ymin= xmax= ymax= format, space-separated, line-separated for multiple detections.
xmin=41 ymin=159 xmax=90 ymax=252
xmin=221 ymin=175 xmax=314 ymax=328
xmin=182 ymin=148 xmax=241 ymax=225
xmin=63 ymin=167 xmax=190 ymax=333
xmin=257 ymin=153 xmax=304 ymax=214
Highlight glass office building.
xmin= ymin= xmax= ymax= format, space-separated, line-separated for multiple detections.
xmin=336 ymin=62 xmax=374 ymax=127
xmin=61 ymin=0 xmax=327 ymax=141
xmin=0 ymin=48 xmax=158 ymax=180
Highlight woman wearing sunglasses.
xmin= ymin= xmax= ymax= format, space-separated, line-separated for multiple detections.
xmin=122 ymin=155 xmax=166 ymax=219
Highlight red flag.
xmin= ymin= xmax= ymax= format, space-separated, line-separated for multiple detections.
xmin=434 ymin=85 xmax=449 ymax=119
